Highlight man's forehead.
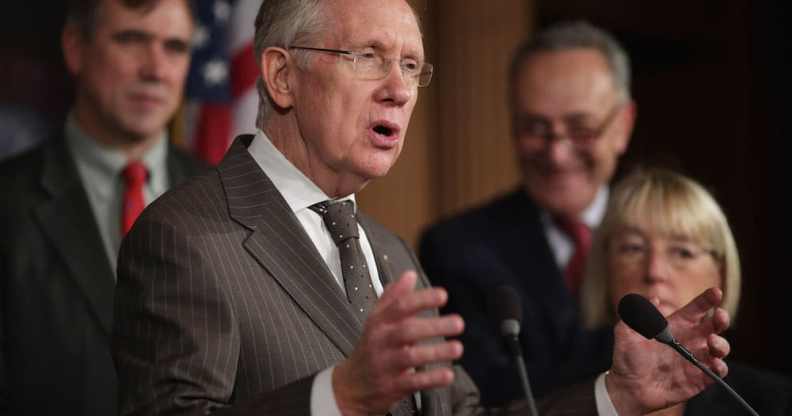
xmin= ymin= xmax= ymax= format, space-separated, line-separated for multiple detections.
xmin=96 ymin=0 xmax=193 ymax=35
xmin=325 ymin=0 xmax=423 ymax=53
xmin=515 ymin=52 xmax=618 ymax=114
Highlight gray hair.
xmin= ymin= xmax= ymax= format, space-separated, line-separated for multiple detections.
xmin=253 ymin=0 xmax=329 ymax=127
xmin=509 ymin=21 xmax=632 ymax=104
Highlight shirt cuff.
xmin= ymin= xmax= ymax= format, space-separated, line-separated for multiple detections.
xmin=595 ymin=371 xmax=619 ymax=416
xmin=311 ymin=366 xmax=343 ymax=416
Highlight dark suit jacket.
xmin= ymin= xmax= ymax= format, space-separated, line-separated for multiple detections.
xmin=685 ymin=362 xmax=792 ymax=415
xmin=0 ymin=135 xmax=205 ymax=416
xmin=113 ymin=136 xmax=599 ymax=416
xmin=419 ymin=190 xmax=613 ymax=406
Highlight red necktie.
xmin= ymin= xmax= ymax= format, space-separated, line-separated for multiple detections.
xmin=556 ymin=217 xmax=592 ymax=295
xmin=121 ymin=161 xmax=148 ymax=235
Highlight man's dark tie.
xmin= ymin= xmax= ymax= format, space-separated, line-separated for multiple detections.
xmin=310 ymin=200 xmax=417 ymax=415
xmin=310 ymin=200 xmax=377 ymax=316
xmin=556 ymin=216 xmax=592 ymax=296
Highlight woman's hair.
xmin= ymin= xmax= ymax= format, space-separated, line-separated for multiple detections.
xmin=580 ymin=167 xmax=741 ymax=329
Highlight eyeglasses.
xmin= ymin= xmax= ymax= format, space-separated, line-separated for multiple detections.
xmin=609 ymin=235 xmax=719 ymax=271
xmin=289 ymin=46 xmax=434 ymax=88
xmin=514 ymin=103 xmax=623 ymax=148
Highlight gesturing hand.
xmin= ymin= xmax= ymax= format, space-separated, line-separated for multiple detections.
xmin=607 ymin=287 xmax=731 ymax=415
xmin=333 ymin=271 xmax=465 ymax=416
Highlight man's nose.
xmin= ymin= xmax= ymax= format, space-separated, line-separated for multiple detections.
xmin=374 ymin=61 xmax=413 ymax=106
xmin=545 ymin=130 xmax=576 ymax=165
xmin=139 ymin=44 xmax=167 ymax=81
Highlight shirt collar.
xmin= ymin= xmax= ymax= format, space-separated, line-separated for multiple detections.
xmin=582 ymin=186 xmax=609 ymax=228
xmin=247 ymin=129 xmax=356 ymax=214
xmin=539 ymin=186 xmax=609 ymax=228
xmin=65 ymin=114 xmax=168 ymax=198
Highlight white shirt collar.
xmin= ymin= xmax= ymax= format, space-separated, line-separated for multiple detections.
xmin=65 ymin=113 xmax=168 ymax=201
xmin=246 ymin=129 xmax=356 ymax=213
xmin=540 ymin=186 xmax=610 ymax=269
xmin=581 ymin=186 xmax=609 ymax=228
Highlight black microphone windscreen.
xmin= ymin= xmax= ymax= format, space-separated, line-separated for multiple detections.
xmin=490 ymin=285 xmax=522 ymax=324
xmin=617 ymin=293 xmax=668 ymax=340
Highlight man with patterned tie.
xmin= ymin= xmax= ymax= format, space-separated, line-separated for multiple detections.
xmin=0 ymin=1 xmax=205 ymax=414
xmin=112 ymin=2 xmax=730 ymax=415
xmin=419 ymin=22 xmax=636 ymax=405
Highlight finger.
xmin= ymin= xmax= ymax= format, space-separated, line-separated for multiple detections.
xmin=377 ymin=271 xmax=418 ymax=308
xmin=712 ymin=307 xmax=730 ymax=334
xmin=711 ymin=358 xmax=729 ymax=378
xmin=671 ymin=287 xmax=722 ymax=325
xmin=375 ymin=340 xmax=463 ymax=376
xmin=377 ymin=286 xmax=449 ymax=324
xmin=396 ymin=340 xmax=464 ymax=371
xmin=392 ymin=365 xmax=456 ymax=394
xmin=707 ymin=334 xmax=730 ymax=359
xmin=385 ymin=315 xmax=464 ymax=346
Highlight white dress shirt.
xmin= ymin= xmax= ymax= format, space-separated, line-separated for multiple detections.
xmin=247 ymin=130 xmax=384 ymax=416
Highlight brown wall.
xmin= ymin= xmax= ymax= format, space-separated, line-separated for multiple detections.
xmin=358 ymin=0 xmax=531 ymax=247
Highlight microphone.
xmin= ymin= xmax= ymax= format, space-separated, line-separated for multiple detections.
xmin=617 ymin=293 xmax=759 ymax=416
xmin=489 ymin=286 xmax=539 ymax=416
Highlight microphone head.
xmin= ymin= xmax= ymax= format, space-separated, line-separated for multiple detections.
xmin=489 ymin=285 xmax=522 ymax=336
xmin=617 ymin=293 xmax=669 ymax=340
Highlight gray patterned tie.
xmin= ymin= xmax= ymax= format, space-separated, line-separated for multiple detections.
xmin=310 ymin=200 xmax=377 ymax=316
xmin=311 ymin=200 xmax=417 ymax=415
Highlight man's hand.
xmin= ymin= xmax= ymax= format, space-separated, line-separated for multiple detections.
xmin=333 ymin=271 xmax=465 ymax=416
xmin=606 ymin=287 xmax=731 ymax=414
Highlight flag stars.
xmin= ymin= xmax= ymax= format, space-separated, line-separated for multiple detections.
xmin=214 ymin=1 xmax=232 ymax=22
xmin=192 ymin=25 xmax=209 ymax=49
xmin=202 ymin=60 xmax=229 ymax=85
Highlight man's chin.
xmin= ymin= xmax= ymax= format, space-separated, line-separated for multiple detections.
xmin=527 ymin=184 xmax=595 ymax=217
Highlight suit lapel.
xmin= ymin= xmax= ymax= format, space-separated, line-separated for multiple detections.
xmin=358 ymin=214 xmax=396 ymax=287
xmin=219 ymin=136 xmax=363 ymax=356
xmin=497 ymin=191 xmax=578 ymax=341
xmin=34 ymin=139 xmax=115 ymax=335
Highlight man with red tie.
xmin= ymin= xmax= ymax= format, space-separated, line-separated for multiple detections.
xmin=419 ymin=21 xmax=636 ymax=406
xmin=0 ymin=1 xmax=205 ymax=414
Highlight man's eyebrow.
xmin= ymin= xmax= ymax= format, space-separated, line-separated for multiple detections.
xmin=111 ymin=29 xmax=153 ymax=41
xmin=164 ymin=37 xmax=191 ymax=51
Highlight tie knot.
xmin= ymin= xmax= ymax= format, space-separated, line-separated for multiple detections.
xmin=310 ymin=200 xmax=359 ymax=244
xmin=122 ymin=161 xmax=148 ymax=186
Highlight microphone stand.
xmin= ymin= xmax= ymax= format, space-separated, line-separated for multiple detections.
xmin=664 ymin=338 xmax=759 ymax=416
xmin=503 ymin=332 xmax=539 ymax=416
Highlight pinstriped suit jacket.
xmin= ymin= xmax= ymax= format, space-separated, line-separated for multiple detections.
xmin=113 ymin=136 xmax=597 ymax=416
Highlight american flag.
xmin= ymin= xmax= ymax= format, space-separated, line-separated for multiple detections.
xmin=184 ymin=0 xmax=260 ymax=165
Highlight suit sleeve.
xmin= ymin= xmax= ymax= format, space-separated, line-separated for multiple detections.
xmin=114 ymin=213 xmax=314 ymax=416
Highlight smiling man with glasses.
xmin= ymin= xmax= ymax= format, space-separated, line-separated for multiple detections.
xmin=420 ymin=21 xmax=638 ymax=406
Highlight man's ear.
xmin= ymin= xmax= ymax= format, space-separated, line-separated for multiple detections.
xmin=614 ymin=100 xmax=637 ymax=155
xmin=260 ymin=47 xmax=295 ymax=110
xmin=62 ymin=23 xmax=84 ymax=76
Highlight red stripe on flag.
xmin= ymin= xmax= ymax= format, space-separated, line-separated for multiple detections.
xmin=194 ymin=103 xmax=232 ymax=165
xmin=231 ymin=43 xmax=258 ymax=99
